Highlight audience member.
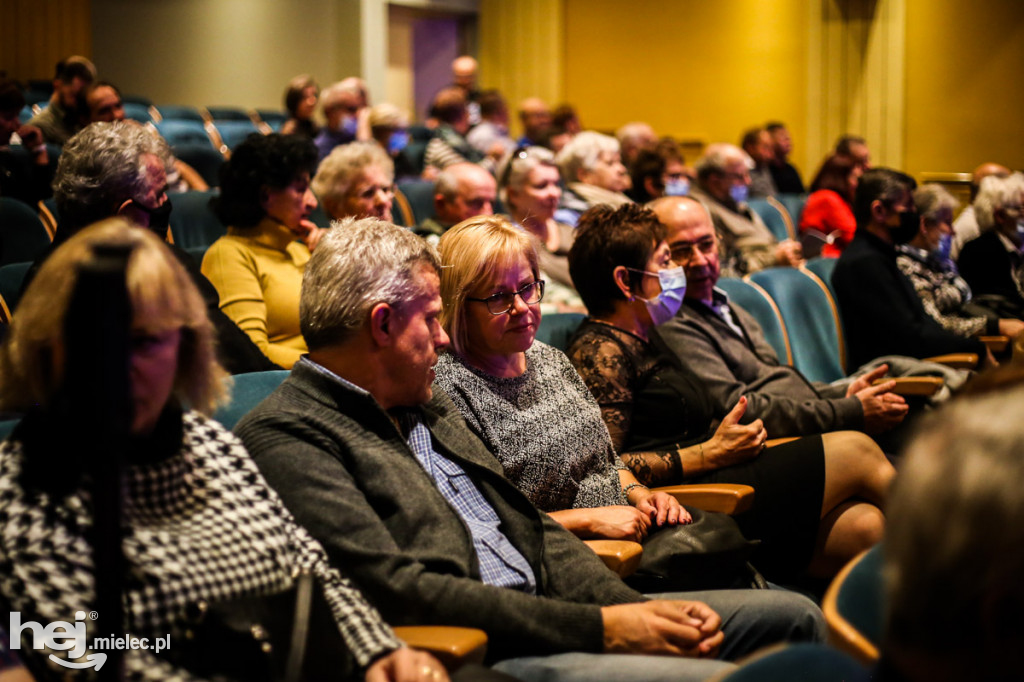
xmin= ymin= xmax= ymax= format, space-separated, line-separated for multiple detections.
xmin=280 ymin=73 xmax=320 ymax=138
xmin=517 ymin=97 xmax=552 ymax=147
xmin=43 ymin=121 xmax=275 ymax=374
xmin=951 ymin=161 xmax=1011 ymax=258
xmin=883 ymin=380 xmax=1024 ymax=682
xmin=765 ymin=121 xmax=805 ymax=194
xmin=367 ymin=102 xmax=417 ymax=180
xmin=451 ymin=55 xmax=481 ymax=125
xmin=898 ymin=183 xmax=1024 ymax=342
xmin=799 ymin=153 xmax=862 ymax=257
xmin=466 ymin=89 xmax=515 ymax=158
xmin=0 ymin=78 xmax=52 ymax=205
xmin=0 ymin=219 xmax=443 ymax=682
xmin=202 ymin=133 xmax=321 ymax=369
xmin=834 ymin=134 xmax=871 ymax=172
xmin=690 ymin=143 xmax=803 ymax=275
xmin=566 ymin=203 xmax=893 ymax=582
xmin=616 ymin=121 xmax=657 ymax=170
xmin=650 ymin=195 xmax=909 ymax=439
xmin=434 ymin=215 xmax=690 ymax=545
xmin=424 ymin=87 xmax=490 ymax=172
xmin=27 ymin=55 xmax=96 ymax=145
xmin=832 ymin=167 xmax=990 ymax=370
xmin=554 ymin=130 xmax=632 ymax=227
xmin=956 ymin=172 xmax=1024 ymax=320
xmin=314 ymin=79 xmax=367 ymax=160
xmin=416 ymin=162 xmax=495 ymax=241
xmin=627 ymin=150 xmax=668 ymax=204
xmin=739 ymin=127 xmax=777 ymax=198
xmin=499 ymin=146 xmax=583 ymax=309
xmin=312 ymin=140 xmax=394 ymax=223
xmin=235 ymin=216 xmax=826 ymax=682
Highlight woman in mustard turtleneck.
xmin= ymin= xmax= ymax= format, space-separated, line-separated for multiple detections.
xmin=202 ymin=134 xmax=324 ymax=368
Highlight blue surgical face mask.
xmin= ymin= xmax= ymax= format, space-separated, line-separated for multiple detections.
xmin=729 ymin=182 xmax=749 ymax=204
xmin=341 ymin=115 xmax=358 ymax=137
xmin=664 ymin=178 xmax=690 ymax=197
xmin=388 ymin=130 xmax=409 ymax=154
xmin=628 ymin=266 xmax=687 ymax=326
xmin=933 ymin=232 xmax=952 ymax=262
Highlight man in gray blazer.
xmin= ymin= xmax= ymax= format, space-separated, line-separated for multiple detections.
xmin=236 ymin=216 xmax=824 ymax=682
xmin=650 ymin=195 xmax=908 ymax=438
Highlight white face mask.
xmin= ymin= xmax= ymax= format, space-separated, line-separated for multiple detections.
xmin=627 ymin=266 xmax=687 ymax=326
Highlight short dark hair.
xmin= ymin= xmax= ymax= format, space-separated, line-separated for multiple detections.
xmin=0 ymin=78 xmax=25 ymax=115
xmin=431 ymin=87 xmax=467 ymax=125
xmin=629 ymin=150 xmax=666 ymax=203
xmin=765 ymin=121 xmax=786 ymax=134
xmin=853 ymin=167 xmax=914 ymax=229
xmin=214 ymin=133 xmax=318 ymax=227
xmin=569 ymin=204 xmax=666 ymax=318
xmin=835 ymin=134 xmax=866 ymax=157
xmin=740 ymin=127 xmax=764 ymax=152
xmin=477 ymin=89 xmax=505 ymax=119
xmin=54 ymin=56 xmax=95 ymax=84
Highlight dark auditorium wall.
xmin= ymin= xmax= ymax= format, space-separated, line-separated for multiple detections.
xmin=0 ymin=0 xmax=92 ymax=82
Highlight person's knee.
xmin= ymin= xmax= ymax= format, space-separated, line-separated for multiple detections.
xmin=715 ymin=589 xmax=826 ymax=647
xmin=762 ymin=590 xmax=827 ymax=643
xmin=847 ymin=505 xmax=885 ymax=551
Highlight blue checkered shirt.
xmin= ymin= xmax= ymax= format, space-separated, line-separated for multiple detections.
xmin=301 ymin=357 xmax=537 ymax=593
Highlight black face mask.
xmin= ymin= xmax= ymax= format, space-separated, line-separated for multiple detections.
xmin=890 ymin=208 xmax=920 ymax=245
xmin=130 ymin=197 xmax=173 ymax=235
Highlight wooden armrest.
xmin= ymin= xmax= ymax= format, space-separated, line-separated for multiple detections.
xmin=393 ymin=626 xmax=488 ymax=669
xmin=979 ymin=335 xmax=1010 ymax=353
xmin=874 ymin=376 xmax=944 ymax=397
xmin=584 ymin=539 xmax=643 ymax=577
xmin=923 ymin=353 xmax=978 ymax=369
xmin=652 ymin=483 xmax=755 ymax=515
xmin=765 ymin=436 xmax=798 ymax=447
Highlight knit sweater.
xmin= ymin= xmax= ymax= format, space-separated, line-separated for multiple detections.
xmin=0 ymin=410 xmax=400 ymax=680
xmin=235 ymin=359 xmax=644 ymax=663
xmin=433 ymin=343 xmax=626 ymax=512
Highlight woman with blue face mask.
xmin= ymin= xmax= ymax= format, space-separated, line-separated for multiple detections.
xmin=896 ymin=183 xmax=1024 ymax=344
xmin=565 ymin=203 xmax=894 ymax=584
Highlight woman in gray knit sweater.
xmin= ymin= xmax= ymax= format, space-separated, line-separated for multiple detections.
xmin=433 ymin=215 xmax=689 ymax=542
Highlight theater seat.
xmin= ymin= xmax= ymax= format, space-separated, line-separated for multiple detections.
xmin=747 ymin=196 xmax=795 ymax=242
xmin=168 ymin=189 xmax=226 ymax=250
xmin=823 ymin=544 xmax=884 ymax=665
xmin=0 ymin=198 xmax=52 ymax=266
xmin=717 ymin=277 xmax=792 ymax=365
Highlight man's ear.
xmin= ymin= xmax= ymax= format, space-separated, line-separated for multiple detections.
xmin=870 ymin=199 xmax=889 ymax=225
xmin=369 ymin=302 xmax=394 ymax=347
xmin=612 ymin=265 xmax=634 ymax=301
xmin=644 ymin=176 xmax=660 ymax=198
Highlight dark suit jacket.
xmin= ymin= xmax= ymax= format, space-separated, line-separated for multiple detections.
xmin=236 ymin=360 xmax=643 ymax=663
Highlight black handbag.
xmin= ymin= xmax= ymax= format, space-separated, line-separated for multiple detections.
xmin=625 ymin=508 xmax=769 ymax=593
xmin=168 ymin=571 xmax=356 ymax=682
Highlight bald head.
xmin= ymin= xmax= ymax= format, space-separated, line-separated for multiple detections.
xmin=972 ymin=162 xmax=1011 ymax=196
xmin=435 ymin=163 xmax=497 ymax=225
xmin=650 ymin=196 xmax=719 ymax=302
xmin=452 ymin=56 xmax=478 ymax=90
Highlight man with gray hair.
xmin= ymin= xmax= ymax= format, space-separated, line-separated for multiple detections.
xmin=36 ymin=120 xmax=276 ymax=373
xmin=415 ymin=162 xmax=496 ymax=241
xmin=314 ymin=78 xmax=369 ymax=160
xmin=690 ymin=143 xmax=803 ymax=276
xmin=616 ymin=121 xmax=657 ymax=170
xmin=237 ymin=216 xmax=825 ymax=682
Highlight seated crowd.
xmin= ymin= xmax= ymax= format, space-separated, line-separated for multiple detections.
xmin=0 ymin=51 xmax=1022 ymax=682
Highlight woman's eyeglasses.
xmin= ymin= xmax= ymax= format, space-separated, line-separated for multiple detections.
xmin=467 ymin=280 xmax=545 ymax=315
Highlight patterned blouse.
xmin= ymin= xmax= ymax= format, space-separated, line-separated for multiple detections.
xmin=433 ymin=342 xmax=626 ymax=512
xmin=896 ymin=244 xmax=993 ymax=338
xmin=0 ymin=410 xmax=401 ymax=680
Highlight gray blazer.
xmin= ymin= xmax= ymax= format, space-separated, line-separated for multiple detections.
xmin=235 ymin=360 xmax=643 ymax=663
xmin=655 ymin=299 xmax=863 ymax=437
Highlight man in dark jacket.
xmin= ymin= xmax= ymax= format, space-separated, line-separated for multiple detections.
xmin=236 ymin=217 xmax=824 ymax=682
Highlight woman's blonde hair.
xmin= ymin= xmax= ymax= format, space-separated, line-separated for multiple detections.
xmin=437 ymin=215 xmax=539 ymax=356
xmin=0 ymin=218 xmax=228 ymax=414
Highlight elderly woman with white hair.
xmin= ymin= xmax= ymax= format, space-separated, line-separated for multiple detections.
xmin=956 ymin=172 xmax=1024 ymax=320
xmin=897 ymin=183 xmax=1024 ymax=342
xmin=553 ymin=130 xmax=632 ymax=227
xmin=500 ymin=145 xmax=583 ymax=311
xmin=312 ymin=140 xmax=395 ymax=223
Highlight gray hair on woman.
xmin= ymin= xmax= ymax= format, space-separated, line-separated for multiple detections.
xmin=437 ymin=214 xmax=539 ymax=356
xmin=300 ymin=216 xmax=439 ymax=349
xmin=54 ymin=121 xmax=172 ymax=233
xmin=913 ymin=183 xmax=959 ymax=223
xmin=312 ymin=141 xmax=394 ymax=217
xmin=555 ymin=131 xmax=619 ymax=184
xmin=498 ymin=146 xmax=556 ymax=205
xmin=973 ymin=172 xmax=1024 ymax=233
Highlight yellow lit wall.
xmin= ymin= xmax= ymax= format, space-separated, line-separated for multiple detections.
xmin=562 ymin=0 xmax=811 ymax=170
xmin=904 ymin=0 xmax=1024 ymax=177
